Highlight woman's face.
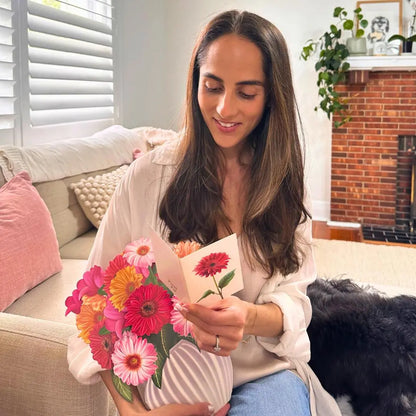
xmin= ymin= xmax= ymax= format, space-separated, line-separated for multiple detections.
xmin=197 ymin=34 xmax=266 ymax=156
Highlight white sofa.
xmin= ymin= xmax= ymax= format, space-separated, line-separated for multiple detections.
xmin=0 ymin=125 xmax=177 ymax=416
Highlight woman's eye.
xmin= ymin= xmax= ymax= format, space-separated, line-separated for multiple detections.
xmin=239 ymin=91 xmax=256 ymax=100
xmin=205 ymin=85 xmax=221 ymax=93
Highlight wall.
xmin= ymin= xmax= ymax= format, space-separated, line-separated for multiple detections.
xmin=117 ymin=0 xmax=415 ymax=221
xmin=331 ymin=70 xmax=416 ymax=227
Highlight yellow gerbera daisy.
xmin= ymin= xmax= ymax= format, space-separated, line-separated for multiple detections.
xmin=110 ymin=265 xmax=143 ymax=311
xmin=76 ymin=294 xmax=106 ymax=344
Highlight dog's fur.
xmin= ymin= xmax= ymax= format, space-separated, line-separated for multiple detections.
xmin=307 ymin=278 xmax=416 ymax=416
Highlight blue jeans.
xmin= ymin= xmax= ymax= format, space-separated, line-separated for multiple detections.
xmin=228 ymin=370 xmax=311 ymax=416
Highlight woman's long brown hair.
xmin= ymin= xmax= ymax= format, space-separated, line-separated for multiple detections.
xmin=159 ymin=10 xmax=310 ymax=277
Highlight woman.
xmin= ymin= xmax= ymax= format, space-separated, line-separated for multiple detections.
xmin=68 ymin=10 xmax=342 ymax=416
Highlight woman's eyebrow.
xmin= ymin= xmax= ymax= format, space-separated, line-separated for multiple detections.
xmin=202 ymin=72 xmax=264 ymax=87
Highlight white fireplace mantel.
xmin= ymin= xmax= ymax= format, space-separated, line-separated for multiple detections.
xmin=347 ymin=55 xmax=416 ymax=71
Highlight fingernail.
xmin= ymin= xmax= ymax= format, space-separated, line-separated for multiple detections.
xmin=208 ymin=404 xmax=215 ymax=415
xmin=174 ymin=303 xmax=188 ymax=313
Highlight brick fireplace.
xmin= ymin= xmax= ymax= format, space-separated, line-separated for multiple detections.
xmin=331 ymin=67 xmax=416 ymax=237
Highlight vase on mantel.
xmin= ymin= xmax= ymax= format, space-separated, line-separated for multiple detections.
xmin=346 ymin=37 xmax=367 ymax=55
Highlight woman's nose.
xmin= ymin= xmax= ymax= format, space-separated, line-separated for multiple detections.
xmin=216 ymin=92 xmax=237 ymax=119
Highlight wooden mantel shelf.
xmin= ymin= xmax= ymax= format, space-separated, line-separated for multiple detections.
xmin=347 ymin=55 xmax=416 ymax=71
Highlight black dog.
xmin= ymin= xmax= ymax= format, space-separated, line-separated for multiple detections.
xmin=307 ymin=278 xmax=416 ymax=416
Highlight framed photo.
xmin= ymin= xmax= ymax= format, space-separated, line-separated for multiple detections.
xmin=357 ymin=0 xmax=402 ymax=55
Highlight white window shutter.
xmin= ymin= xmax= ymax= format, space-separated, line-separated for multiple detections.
xmin=22 ymin=0 xmax=115 ymax=144
xmin=0 ymin=0 xmax=16 ymax=145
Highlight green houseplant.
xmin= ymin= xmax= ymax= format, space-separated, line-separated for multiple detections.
xmin=301 ymin=7 xmax=368 ymax=127
xmin=388 ymin=33 xmax=416 ymax=53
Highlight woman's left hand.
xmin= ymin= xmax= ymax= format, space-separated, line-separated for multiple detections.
xmin=178 ymin=296 xmax=255 ymax=356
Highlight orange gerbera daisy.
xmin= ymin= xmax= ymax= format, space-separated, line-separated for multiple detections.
xmin=76 ymin=294 xmax=107 ymax=344
xmin=110 ymin=266 xmax=143 ymax=311
xmin=173 ymin=241 xmax=201 ymax=258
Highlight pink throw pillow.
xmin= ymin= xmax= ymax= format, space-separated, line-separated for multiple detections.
xmin=0 ymin=171 xmax=62 ymax=311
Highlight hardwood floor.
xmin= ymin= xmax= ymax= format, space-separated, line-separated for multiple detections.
xmin=313 ymin=220 xmax=416 ymax=248
xmin=312 ymin=220 xmax=363 ymax=242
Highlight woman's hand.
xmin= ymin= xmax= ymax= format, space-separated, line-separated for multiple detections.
xmin=179 ymin=296 xmax=256 ymax=356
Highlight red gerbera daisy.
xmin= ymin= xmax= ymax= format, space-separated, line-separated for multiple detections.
xmin=89 ymin=323 xmax=118 ymax=369
xmin=193 ymin=252 xmax=230 ymax=277
xmin=124 ymin=284 xmax=173 ymax=336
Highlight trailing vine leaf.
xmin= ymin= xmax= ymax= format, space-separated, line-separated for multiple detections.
xmin=112 ymin=372 xmax=133 ymax=403
xmin=218 ymin=270 xmax=235 ymax=289
xmin=300 ymin=6 xmax=368 ymax=127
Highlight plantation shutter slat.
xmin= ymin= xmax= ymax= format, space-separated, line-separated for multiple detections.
xmin=27 ymin=0 xmax=114 ymax=127
xmin=0 ymin=0 xmax=15 ymax=143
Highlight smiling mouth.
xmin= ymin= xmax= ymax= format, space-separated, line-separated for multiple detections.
xmin=214 ymin=118 xmax=240 ymax=128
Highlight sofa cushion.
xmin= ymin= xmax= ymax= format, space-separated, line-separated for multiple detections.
xmin=59 ymin=230 xmax=98 ymax=260
xmin=70 ymin=165 xmax=129 ymax=228
xmin=5 ymin=258 xmax=87 ymax=324
xmin=0 ymin=172 xmax=62 ymax=311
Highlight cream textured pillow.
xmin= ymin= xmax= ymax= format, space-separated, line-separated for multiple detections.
xmin=70 ymin=165 xmax=129 ymax=228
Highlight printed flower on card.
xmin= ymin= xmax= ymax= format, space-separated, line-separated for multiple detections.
xmin=112 ymin=331 xmax=158 ymax=385
xmin=104 ymin=300 xmax=126 ymax=339
xmin=173 ymin=241 xmax=201 ymax=258
xmin=193 ymin=252 xmax=235 ymax=302
xmin=109 ymin=265 xmax=143 ymax=311
xmin=123 ymin=238 xmax=155 ymax=269
xmin=171 ymin=296 xmax=193 ymax=336
xmin=89 ymin=323 xmax=118 ymax=369
xmin=125 ymin=284 xmax=173 ymax=336
xmin=77 ymin=265 xmax=105 ymax=298
xmin=65 ymin=236 xmax=206 ymax=402
xmin=104 ymin=255 xmax=129 ymax=294
xmin=76 ymin=294 xmax=107 ymax=343
xmin=193 ymin=252 xmax=230 ymax=277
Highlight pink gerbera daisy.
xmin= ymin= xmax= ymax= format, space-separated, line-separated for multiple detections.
xmin=123 ymin=238 xmax=155 ymax=269
xmin=89 ymin=323 xmax=118 ymax=369
xmin=171 ymin=296 xmax=193 ymax=336
xmin=193 ymin=252 xmax=230 ymax=277
xmin=112 ymin=331 xmax=158 ymax=385
xmin=124 ymin=284 xmax=173 ymax=336
xmin=104 ymin=299 xmax=126 ymax=339
xmin=77 ymin=265 xmax=105 ymax=298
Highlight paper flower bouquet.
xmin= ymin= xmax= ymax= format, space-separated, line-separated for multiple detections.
xmin=65 ymin=234 xmax=243 ymax=411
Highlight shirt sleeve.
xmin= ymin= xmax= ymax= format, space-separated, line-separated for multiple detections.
xmin=255 ymin=213 xmax=316 ymax=362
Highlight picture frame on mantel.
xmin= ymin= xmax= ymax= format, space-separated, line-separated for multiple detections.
xmin=357 ymin=0 xmax=402 ymax=55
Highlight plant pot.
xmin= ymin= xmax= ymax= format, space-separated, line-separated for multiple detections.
xmin=346 ymin=37 xmax=367 ymax=55
xmin=403 ymin=41 xmax=413 ymax=54
xmin=144 ymin=340 xmax=233 ymax=412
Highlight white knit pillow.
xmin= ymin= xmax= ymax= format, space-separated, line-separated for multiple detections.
xmin=70 ymin=165 xmax=129 ymax=228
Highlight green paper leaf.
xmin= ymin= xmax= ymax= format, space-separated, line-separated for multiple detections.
xmin=97 ymin=284 xmax=107 ymax=296
xmin=196 ymin=289 xmax=216 ymax=303
xmin=218 ymin=270 xmax=235 ymax=289
xmin=179 ymin=334 xmax=199 ymax=350
xmin=112 ymin=372 xmax=133 ymax=403
xmin=151 ymin=349 xmax=166 ymax=389
xmin=99 ymin=326 xmax=111 ymax=336
xmin=145 ymin=264 xmax=159 ymax=285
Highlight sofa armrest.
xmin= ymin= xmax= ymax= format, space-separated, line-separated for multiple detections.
xmin=0 ymin=313 xmax=114 ymax=416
